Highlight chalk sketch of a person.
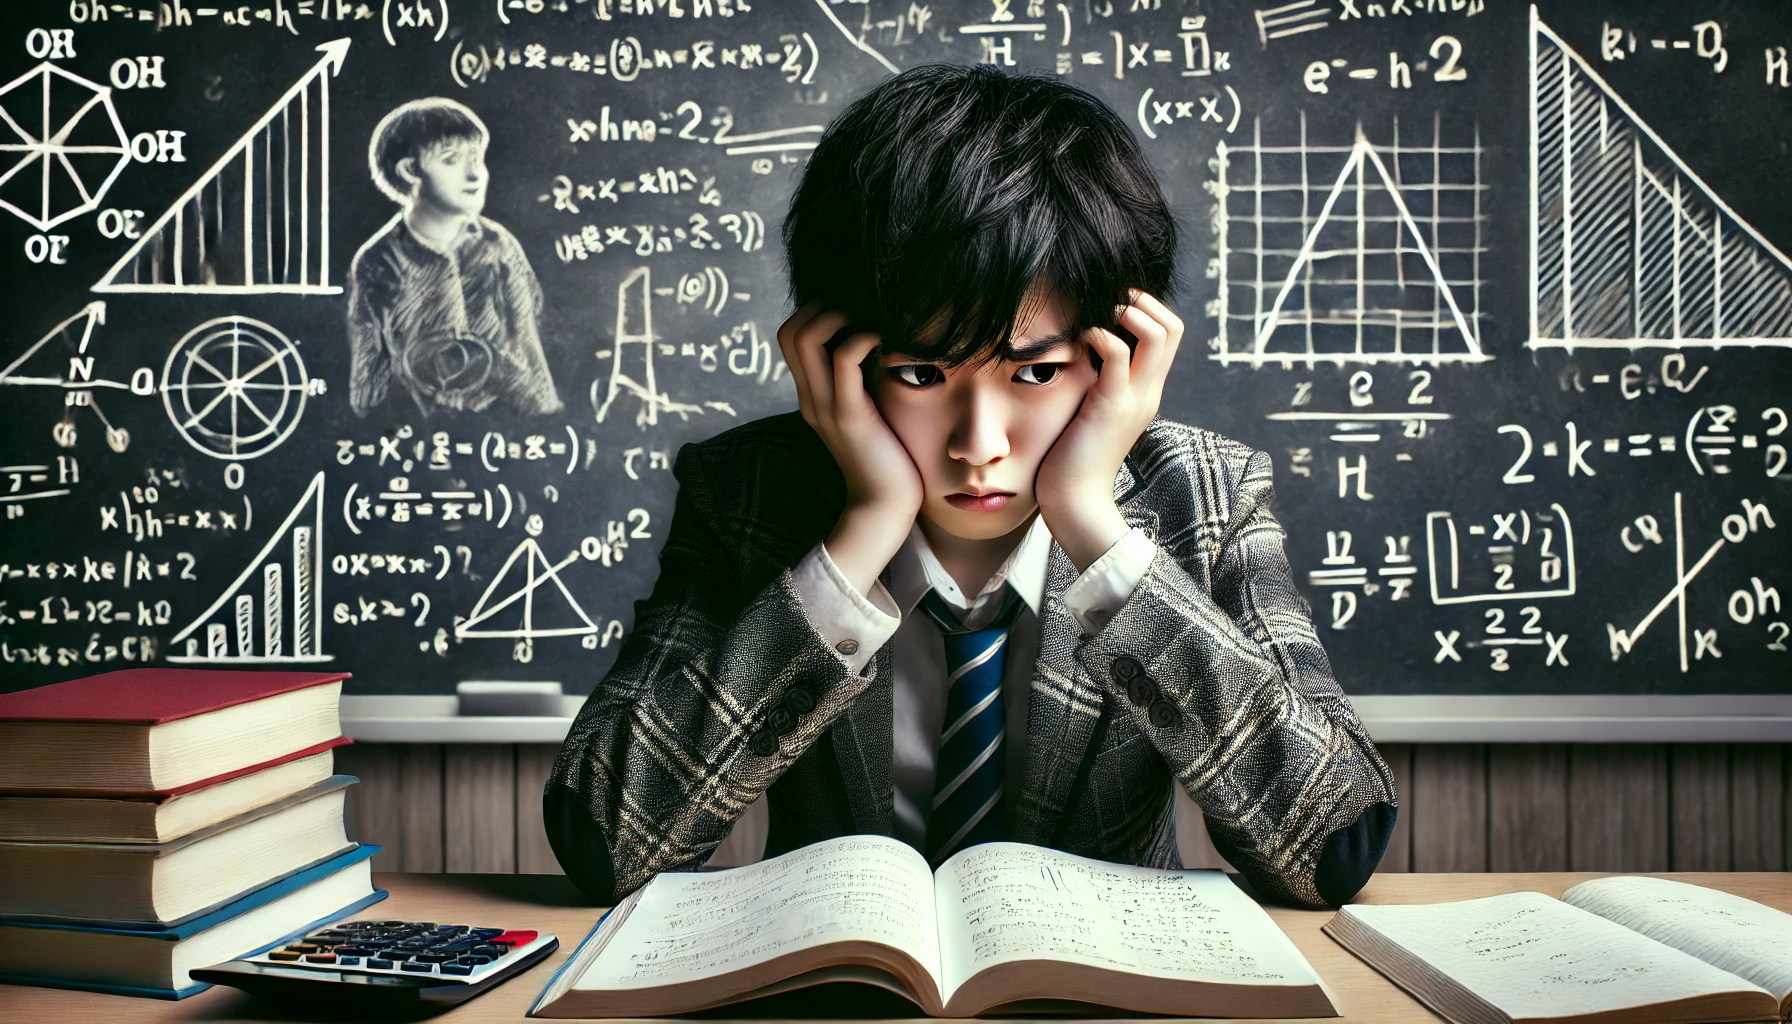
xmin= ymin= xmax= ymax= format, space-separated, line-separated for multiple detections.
xmin=347 ymin=97 xmax=564 ymax=416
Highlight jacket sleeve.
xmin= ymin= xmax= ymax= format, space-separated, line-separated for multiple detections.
xmin=544 ymin=443 xmax=876 ymax=905
xmin=1072 ymin=448 xmax=1397 ymax=909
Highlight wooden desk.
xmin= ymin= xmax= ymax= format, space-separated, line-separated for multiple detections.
xmin=7 ymin=871 xmax=1790 ymax=1022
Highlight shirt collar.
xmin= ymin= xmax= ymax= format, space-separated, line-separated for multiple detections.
xmin=401 ymin=211 xmax=485 ymax=256
xmin=888 ymin=512 xmax=1054 ymax=619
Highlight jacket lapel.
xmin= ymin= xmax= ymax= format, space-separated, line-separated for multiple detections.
xmin=1012 ymin=455 xmax=1150 ymax=846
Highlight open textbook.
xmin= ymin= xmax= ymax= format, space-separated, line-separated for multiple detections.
xmin=1323 ymin=875 xmax=1792 ymax=1024
xmin=529 ymin=835 xmax=1335 ymax=1018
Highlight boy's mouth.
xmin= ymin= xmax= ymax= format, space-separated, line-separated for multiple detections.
xmin=945 ymin=491 xmax=1013 ymax=512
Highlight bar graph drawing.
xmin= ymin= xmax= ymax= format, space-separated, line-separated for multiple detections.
xmin=1213 ymin=114 xmax=1489 ymax=367
xmin=169 ymin=472 xmax=330 ymax=663
xmin=1529 ymin=8 xmax=1792 ymax=349
xmin=92 ymin=39 xmax=349 ymax=295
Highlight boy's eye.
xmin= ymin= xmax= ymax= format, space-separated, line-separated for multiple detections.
xmin=892 ymin=365 xmax=942 ymax=388
xmin=1015 ymin=362 xmax=1065 ymax=386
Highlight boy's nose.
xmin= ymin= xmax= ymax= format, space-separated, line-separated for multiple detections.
xmin=946 ymin=390 xmax=1011 ymax=467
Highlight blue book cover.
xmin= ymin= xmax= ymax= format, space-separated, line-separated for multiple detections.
xmin=0 ymin=843 xmax=381 ymax=935
xmin=0 ymin=845 xmax=386 ymax=998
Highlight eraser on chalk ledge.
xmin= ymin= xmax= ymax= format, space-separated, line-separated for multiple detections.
xmin=456 ymin=680 xmax=565 ymax=717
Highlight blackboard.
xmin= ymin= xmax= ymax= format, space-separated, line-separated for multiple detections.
xmin=1 ymin=0 xmax=1786 ymax=697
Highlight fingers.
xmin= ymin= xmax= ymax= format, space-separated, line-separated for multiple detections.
xmin=1115 ymin=290 xmax=1182 ymax=387
xmin=830 ymin=330 xmax=882 ymax=417
xmin=778 ymin=302 xmax=851 ymax=427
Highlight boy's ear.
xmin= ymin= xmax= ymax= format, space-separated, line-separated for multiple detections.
xmin=395 ymin=156 xmax=420 ymax=189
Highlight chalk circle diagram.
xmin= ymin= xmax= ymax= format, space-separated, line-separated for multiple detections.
xmin=161 ymin=316 xmax=310 ymax=461
xmin=0 ymin=62 xmax=131 ymax=231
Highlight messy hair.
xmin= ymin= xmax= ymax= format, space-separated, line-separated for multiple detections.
xmin=781 ymin=63 xmax=1178 ymax=369
xmin=367 ymin=97 xmax=489 ymax=204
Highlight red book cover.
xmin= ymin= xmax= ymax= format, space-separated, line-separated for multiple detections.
xmin=0 ymin=737 xmax=354 ymax=798
xmin=0 ymin=668 xmax=351 ymax=725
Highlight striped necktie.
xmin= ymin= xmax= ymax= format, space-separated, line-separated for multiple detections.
xmin=917 ymin=584 xmax=1023 ymax=867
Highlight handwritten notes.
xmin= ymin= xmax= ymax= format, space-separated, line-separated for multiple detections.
xmin=933 ymin=843 xmax=1316 ymax=1001
xmin=1563 ymin=876 xmax=1792 ymax=1001
xmin=1338 ymin=892 xmax=1772 ymax=1019
xmin=573 ymin=835 xmax=940 ymax=992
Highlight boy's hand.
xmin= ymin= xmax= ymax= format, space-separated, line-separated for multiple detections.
xmin=778 ymin=302 xmax=924 ymax=596
xmin=1035 ymin=289 xmax=1183 ymax=572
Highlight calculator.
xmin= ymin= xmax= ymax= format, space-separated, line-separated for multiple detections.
xmin=190 ymin=919 xmax=559 ymax=1007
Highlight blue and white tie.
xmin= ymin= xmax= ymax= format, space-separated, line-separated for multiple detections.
xmin=919 ymin=585 xmax=1023 ymax=866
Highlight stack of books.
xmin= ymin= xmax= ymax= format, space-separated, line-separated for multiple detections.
xmin=0 ymin=668 xmax=387 ymax=999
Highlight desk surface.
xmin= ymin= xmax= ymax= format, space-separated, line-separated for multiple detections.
xmin=8 ymin=871 xmax=1791 ymax=1022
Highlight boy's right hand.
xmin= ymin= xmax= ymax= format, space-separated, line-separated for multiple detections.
xmin=777 ymin=302 xmax=923 ymax=590
xmin=778 ymin=301 xmax=924 ymax=517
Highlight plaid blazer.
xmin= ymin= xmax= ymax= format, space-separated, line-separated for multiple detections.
xmin=546 ymin=411 xmax=1397 ymax=909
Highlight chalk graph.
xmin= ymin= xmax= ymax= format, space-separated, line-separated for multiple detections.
xmin=456 ymin=537 xmax=598 ymax=642
xmin=92 ymin=40 xmax=349 ymax=295
xmin=169 ymin=472 xmax=330 ymax=664
xmin=161 ymin=316 xmax=312 ymax=461
xmin=0 ymin=301 xmax=135 ymax=453
xmin=1529 ymin=10 xmax=1792 ymax=350
xmin=0 ymin=61 xmax=131 ymax=232
xmin=1213 ymin=113 xmax=1488 ymax=367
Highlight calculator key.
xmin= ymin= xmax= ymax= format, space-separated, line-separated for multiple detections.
xmin=414 ymin=953 xmax=454 ymax=964
xmin=401 ymin=962 xmax=434 ymax=973
xmin=470 ymin=928 xmax=505 ymax=938
xmin=338 ymin=957 xmax=361 ymax=966
xmin=288 ymin=944 xmax=321 ymax=953
xmin=493 ymin=931 xmax=538 ymax=947
xmin=366 ymin=959 xmax=394 ymax=970
xmin=267 ymin=951 xmax=302 ymax=962
xmin=303 ymin=954 xmax=336 ymax=963
xmin=440 ymin=964 xmax=473 ymax=976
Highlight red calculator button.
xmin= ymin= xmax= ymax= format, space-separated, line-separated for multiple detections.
xmin=490 ymin=930 xmax=537 ymax=947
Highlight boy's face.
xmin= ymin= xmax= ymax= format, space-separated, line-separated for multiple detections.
xmin=405 ymin=136 xmax=487 ymax=217
xmin=867 ymin=288 xmax=1100 ymax=542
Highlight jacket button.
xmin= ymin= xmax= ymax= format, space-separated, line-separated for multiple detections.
xmin=1109 ymin=654 xmax=1144 ymax=685
xmin=1127 ymin=675 xmax=1158 ymax=707
xmin=767 ymin=707 xmax=796 ymax=735
xmin=783 ymin=686 xmax=816 ymax=716
xmin=749 ymin=729 xmax=780 ymax=756
xmin=836 ymin=638 xmax=859 ymax=655
xmin=1148 ymin=698 xmax=1181 ymax=730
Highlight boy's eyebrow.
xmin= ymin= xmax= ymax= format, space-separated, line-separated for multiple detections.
xmin=1004 ymin=329 xmax=1080 ymax=360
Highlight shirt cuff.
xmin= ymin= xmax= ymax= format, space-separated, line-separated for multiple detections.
xmin=1061 ymin=527 xmax=1157 ymax=637
xmin=789 ymin=541 xmax=901 ymax=676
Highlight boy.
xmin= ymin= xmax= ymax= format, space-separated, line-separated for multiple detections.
xmin=347 ymin=97 xmax=563 ymax=417
xmin=546 ymin=65 xmax=1396 ymax=910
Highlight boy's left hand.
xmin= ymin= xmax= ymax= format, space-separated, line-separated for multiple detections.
xmin=1035 ymin=289 xmax=1182 ymax=571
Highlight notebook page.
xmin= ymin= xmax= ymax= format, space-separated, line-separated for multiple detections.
xmin=1338 ymin=892 xmax=1772 ymax=1019
xmin=572 ymin=834 xmax=941 ymax=994
xmin=1563 ymin=876 xmax=1792 ymax=1001
xmin=933 ymin=843 xmax=1319 ymax=1004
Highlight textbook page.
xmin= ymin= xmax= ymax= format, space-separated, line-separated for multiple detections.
xmin=932 ymin=842 xmax=1320 ymax=1004
xmin=1562 ymin=876 xmax=1792 ymax=1003
xmin=570 ymin=834 xmax=942 ymax=995
xmin=1338 ymin=891 xmax=1774 ymax=1019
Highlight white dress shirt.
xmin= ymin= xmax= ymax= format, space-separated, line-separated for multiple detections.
xmin=779 ymin=513 xmax=1159 ymax=854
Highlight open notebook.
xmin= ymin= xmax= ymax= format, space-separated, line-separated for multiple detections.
xmin=530 ymin=835 xmax=1334 ymax=1018
xmin=1324 ymin=875 xmax=1792 ymax=1024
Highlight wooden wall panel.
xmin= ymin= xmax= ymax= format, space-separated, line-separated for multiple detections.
xmin=1670 ymin=744 xmax=1731 ymax=870
xmin=515 ymin=746 xmax=560 ymax=874
xmin=1376 ymin=744 xmax=1413 ymax=872
xmin=1488 ymin=745 xmax=1567 ymax=872
xmin=334 ymin=743 xmax=1788 ymax=876
xmin=444 ymin=745 xmax=516 ymax=873
xmin=1412 ymin=745 xmax=1487 ymax=872
xmin=1569 ymin=745 xmax=1668 ymax=872
xmin=1730 ymin=744 xmax=1785 ymax=871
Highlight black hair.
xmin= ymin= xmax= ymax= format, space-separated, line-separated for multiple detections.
xmin=366 ymin=97 xmax=489 ymax=204
xmin=781 ymin=62 xmax=1179 ymax=370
